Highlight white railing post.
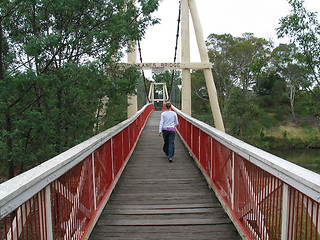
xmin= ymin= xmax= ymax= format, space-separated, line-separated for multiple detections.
xmin=38 ymin=193 xmax=44 ymax=240
xmin=231 ymin=152 xmax=235 ymax=210
xmin=92 ymin=153 xmax=97 ymax=210
xmin=128 ymin=125 xmax=131 ymax=151
xmin=281 ymin=183 xmax=289 ymax=240
xmin=45 ymin=185 xmax=53 ymax=240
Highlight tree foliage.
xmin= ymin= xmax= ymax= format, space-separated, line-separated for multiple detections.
xmin=206 ymin=33 xmax=272 ymax=103
xmin=224 ymin=87 xmax=263 ymax=139
xmin=190 ymin=70 xmax=213 ymax=124
xmin=270 ymin=43 xmax=310 ymax=117
xmin=0 ymin=0 xmax=160 ymax=179
xmin=277 ymin=0 xmax=320 ymax=95
xmin=193 ymin=30 xmax=319 ymax=143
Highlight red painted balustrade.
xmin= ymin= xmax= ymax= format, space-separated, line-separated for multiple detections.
xmin=0 ymin=104 xmax=154 ymax=240
xmin=174 ymin=106 xmax=320 ymax=240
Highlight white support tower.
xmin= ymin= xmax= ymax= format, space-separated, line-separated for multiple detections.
xmin=127 ymin=43 xmax=138 ymax=118
xmin=180 ymin=0 xmax=225 ymax=132
xmin=181 ymin=0 xmax=192 ymax=116
xmin=125 ymin=0 xmax=225 ymax=132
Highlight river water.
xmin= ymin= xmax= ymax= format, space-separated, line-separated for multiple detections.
xmin=268 ymin=148 xmax=320 ymax=174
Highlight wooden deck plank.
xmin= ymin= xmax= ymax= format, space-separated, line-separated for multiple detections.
xmin=89 ymin=111 xmax=241 ymax=240
xmin=92 ymin=225 xmax=239 ymax=240
xmin=103 ymin=207 xmax=220 ymax=215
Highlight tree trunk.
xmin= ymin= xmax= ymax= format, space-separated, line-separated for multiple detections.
xmin=289 ymin=84 xmax=296 ymax=119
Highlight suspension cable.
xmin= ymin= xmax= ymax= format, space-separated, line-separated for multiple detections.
xmin=168 ymin=0 xmax=181 ymax=101
xmin=137 ymin=40 xmax=151 ymax=102
xmin=137 ymin=1 xmax=181 ymax=102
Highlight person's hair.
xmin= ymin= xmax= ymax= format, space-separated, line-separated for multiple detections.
xmin=165 ymin=102 xmax=172 ymax=109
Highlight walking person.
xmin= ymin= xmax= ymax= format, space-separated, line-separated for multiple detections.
xmin=159 ymin=102 xmax=179 ymax=162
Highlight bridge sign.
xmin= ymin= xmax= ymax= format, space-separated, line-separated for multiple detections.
xmin=119 ymin=62 xmax=212 ymax=70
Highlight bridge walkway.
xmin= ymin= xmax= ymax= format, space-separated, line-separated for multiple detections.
xmin=89 ymin=111 xmax=241 ymax=239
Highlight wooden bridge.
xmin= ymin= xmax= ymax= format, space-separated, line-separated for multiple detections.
xmin=1 ymin=0 xmax=320 ymax=239
xmin=89 ymin=111 xmax=240 ymax=239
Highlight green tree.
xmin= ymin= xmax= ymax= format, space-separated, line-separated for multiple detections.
xmin=191 ymin=33 xmax=272 ymax=129
xmin=206 ymin=33 xmax=272 ymax=104
xmin=277 ymin=0 xmax=320 ymax=105
xmin=191 ymin=70 xmax=213 ymax=124
xmin=270 ymin=43 xmax=310 ymax=118
xmin=206 ymin=33 xmax=237 ymax=103
xmin=5 ymin=0 xmax=159 ymax=72
xmin=231 ymin=33 xmax=272 ymax=91
xmin=0 ymin=0 xmax=160 ymax=179
xmin=254 ymin=71 xmax=288 ymax=109
xmin=224 ymin=87 xmax=263 ymax=141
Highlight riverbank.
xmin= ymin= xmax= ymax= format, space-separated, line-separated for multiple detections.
xmin=253 ymin=119 xmax=320 ymax=173
xmin=257 ymin=125 xmax=320 ymax=149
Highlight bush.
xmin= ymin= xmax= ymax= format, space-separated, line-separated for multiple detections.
xmin=224 ymin=87 xmax=264 ymax=137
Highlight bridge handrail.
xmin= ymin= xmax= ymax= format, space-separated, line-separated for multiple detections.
xmin=174 ymin=106 xmax=320 ymax=240
xmin=174 ymin=107 xmax=320 ymax=201
xmin=0 ymin=103 xmax=154 ymax=239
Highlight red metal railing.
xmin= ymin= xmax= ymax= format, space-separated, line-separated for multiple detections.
xmin=175 ymin=107 xmax=320 ymax=240
xmin=1 ymin=103 xmax=319 ymax=240
xmin=0 ymin=103 xmax=154 ymax=240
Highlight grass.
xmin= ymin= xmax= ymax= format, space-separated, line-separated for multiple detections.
xmin=264 ymin=126 xmax=320 ymax=141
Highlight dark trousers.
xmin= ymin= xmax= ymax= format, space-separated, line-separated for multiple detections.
xmin=162 ymin=130 xmax=176 ymax=159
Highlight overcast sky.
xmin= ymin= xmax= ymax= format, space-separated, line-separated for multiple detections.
xmin=137 ymin=0 xmax=320 ymax=63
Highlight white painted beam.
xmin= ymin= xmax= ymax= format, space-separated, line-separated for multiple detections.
xmin=181 ymin=0 xmax=192 ymax=116
xmin=127 ymin=43 xmax=138 ymax=117
xmin=189 ymin=0 xmax=225 ymax=132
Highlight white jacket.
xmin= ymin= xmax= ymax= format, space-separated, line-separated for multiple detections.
xmin=159 ymin=110 xmax=179 ymax=133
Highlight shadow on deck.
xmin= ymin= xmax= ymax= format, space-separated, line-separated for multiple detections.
xmin=89 ymin=111 xmax=241 ymax=240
